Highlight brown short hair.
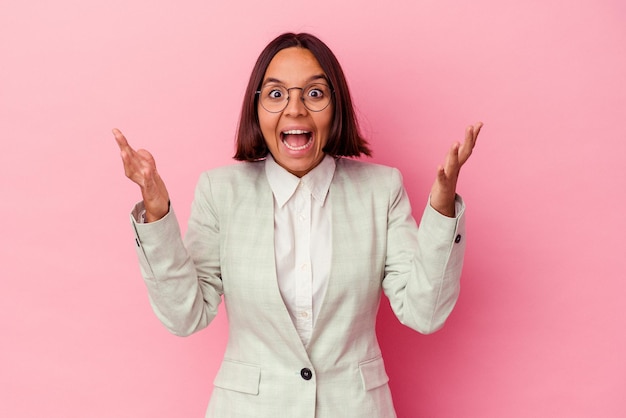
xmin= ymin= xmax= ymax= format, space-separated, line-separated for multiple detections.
xmin=234 ymin=33 xmax=371 ymax=161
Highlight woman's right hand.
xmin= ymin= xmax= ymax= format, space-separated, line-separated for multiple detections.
xmin=113 ymin=128 xmax=170 ymax=222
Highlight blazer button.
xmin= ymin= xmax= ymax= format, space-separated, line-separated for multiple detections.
xmin=300 ymin=368 xmax=313 ymax=380
xmin=454 ymin=234 xmax=462 ymax=243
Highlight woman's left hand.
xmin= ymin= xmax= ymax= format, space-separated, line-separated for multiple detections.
xmin=429 ymin=122 xmax=483 ymax=217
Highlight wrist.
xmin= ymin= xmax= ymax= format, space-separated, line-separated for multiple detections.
xmin=429 ymin=194 xmax=455 ymax=218
xmin=145 ymin=200 xmax=170 ymax=223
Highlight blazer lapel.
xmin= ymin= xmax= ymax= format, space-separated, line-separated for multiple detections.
xmin=249 ymin=166 xmax=311 ymax=356
xmin=309 ymin=161 xmax=384 ymax=349
xmin=310 ymin=167 xmax=355 ymax=343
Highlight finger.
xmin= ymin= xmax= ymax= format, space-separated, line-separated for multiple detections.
xmin=118 ymin=145 xmax=153 ymax=184
xmin=112 ymin=128 xmax=131 ymax=151
xmin=444 ymin=142 xmax=461 ymax=177
xmin=458 ymin=124 xmax=479 ymax=164
xmin=113 ymin=130 xmax=150 ymax=172
xmin=472 ymin=121 xmax=483 ymax=141
xmin=436 ymin=164 xmax=447 ymax=184
xmin=113 ymin=128 xmax=143 ymax=173
xmin=434 ymin=163 xmax=457 ymax=198
xmin=136 ymin=149 xmax=156 ymax=168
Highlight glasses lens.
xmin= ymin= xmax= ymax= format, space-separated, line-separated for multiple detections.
xmin=302 ymin=84 xmax=331 ymax=112
xmin=259 ymin=86 xmax=288 ymax=113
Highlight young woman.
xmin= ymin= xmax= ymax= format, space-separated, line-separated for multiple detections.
xmin=114 ymin=32 xmax=482 ymax=418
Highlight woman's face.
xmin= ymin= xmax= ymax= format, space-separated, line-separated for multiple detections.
xmin=258 ymin=47 xmax=333 ymax=177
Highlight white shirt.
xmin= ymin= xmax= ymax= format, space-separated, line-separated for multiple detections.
xmin=265 ymin=154 xmax=335 ymax=347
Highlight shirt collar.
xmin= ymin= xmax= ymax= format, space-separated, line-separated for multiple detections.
xmin=265 ymin=154 xmax=336 ymax=208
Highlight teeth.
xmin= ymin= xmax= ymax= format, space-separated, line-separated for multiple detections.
xmin=283 ymin=136 xmax=313 ymax=151
xmin=283 ymin=129 xmax=311 ymax=135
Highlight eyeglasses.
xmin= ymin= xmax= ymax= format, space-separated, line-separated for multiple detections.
xmin=256 ymin=83 xmax=333 ymax=113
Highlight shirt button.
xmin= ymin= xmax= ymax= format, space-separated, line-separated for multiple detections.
xmin=455 ymin=234 xmax=462 ymax=243
xmin=300 ymin=311 xmax=309 ymax=318
xmin=300 ymin=368 xmax=313 ymax=380
xmin=300 ymin=264 xmax=308 ymax=271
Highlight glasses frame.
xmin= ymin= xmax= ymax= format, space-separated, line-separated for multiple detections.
xmin=256 ymin=83 xmax=334 ymax=113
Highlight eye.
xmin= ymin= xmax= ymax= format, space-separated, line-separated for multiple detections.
xmin=306 ymin=85 xmax=327 ymax=100
xmin=268 ymin=88 xmax=284 ymax=99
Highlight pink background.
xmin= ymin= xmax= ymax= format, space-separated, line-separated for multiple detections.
xmin=1 ymin=0 xmax=625 ymax=416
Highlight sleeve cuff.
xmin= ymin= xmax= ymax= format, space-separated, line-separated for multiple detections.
xmin=131 ymin=200 xmax=172 ymax=224
xmin=421 ymin=194 xmax=466 ymax=243
xmin=426 ymin=194 xmax=465 ymax=219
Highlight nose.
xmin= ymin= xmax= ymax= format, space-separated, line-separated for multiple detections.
xmin=283 ymin=88 xmax=307 ymax=116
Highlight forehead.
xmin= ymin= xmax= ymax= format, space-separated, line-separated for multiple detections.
xmin=263 ymin=47 xmax=326 ymax=84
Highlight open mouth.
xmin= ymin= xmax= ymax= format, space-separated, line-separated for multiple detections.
xmin=281 ymin=129 xmax=313 ymax=151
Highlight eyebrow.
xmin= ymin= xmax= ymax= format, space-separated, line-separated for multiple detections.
xmin=261 ymin=74 xmax=329 ymax=86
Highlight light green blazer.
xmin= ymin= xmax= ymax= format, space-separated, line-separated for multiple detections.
xmin=130 ymin=157 xmax=466 ymax=418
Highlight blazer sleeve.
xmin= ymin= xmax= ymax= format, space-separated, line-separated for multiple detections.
xmin=130 ymin=172 xmax=223 ymax=336
xmin=381 ymin=168 xmax=466 ymax=334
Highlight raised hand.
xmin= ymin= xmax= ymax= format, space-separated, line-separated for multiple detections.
xmin=430 ymin=122 xmax=483 ymax=217
xmin=113 ymin=128 xmax=170 ymax=222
